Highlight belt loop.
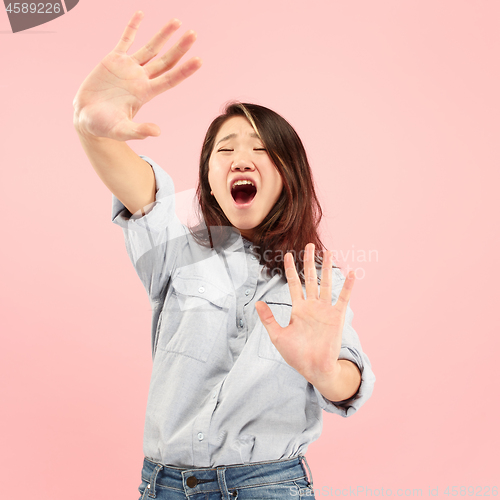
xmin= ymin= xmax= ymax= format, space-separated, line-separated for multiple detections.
xmin=217 ymin=467 xmax=230 ymax=500
xmin=299 ymin=455 xmax=314 ymax=489
xmin=148 ymin=463 xmax=164 ymax=498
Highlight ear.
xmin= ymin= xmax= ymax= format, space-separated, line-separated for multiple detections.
xmin=210 ymin=190 xmax=214 ymax=195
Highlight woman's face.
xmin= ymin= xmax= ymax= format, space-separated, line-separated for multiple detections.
xmin=208 ymin=116 xmax=283 ymax=240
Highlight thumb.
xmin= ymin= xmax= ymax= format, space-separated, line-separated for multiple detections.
xmin=132 ymin=122 xmax=161 ymax=139
xmin=255 ymin=301 xmax=281 ymax=342
xmin=112 ymin=120 xmax=161 ymax=141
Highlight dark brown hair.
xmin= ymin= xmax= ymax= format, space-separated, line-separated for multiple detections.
xmin=189 ymin=102 xmax=337 ymax=282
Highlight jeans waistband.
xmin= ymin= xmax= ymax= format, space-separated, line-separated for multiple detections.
xmin=141 ymin=455 xmax=313 ymax=497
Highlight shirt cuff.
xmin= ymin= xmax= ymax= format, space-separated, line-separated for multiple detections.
xmin=313 ymin=346 xmax=376 ymax=417
xmin=111 ymin=155 xmax=178 ymax=234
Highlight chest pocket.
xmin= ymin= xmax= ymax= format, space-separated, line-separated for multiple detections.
xmin=156 ymin=276 xmax=232 ymax=362
xmin=257 ymin=294 xmax=294 ymax=368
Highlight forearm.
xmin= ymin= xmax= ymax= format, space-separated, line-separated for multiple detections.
xmin=75 ymin=128 xmax=156 ymax=215
xmin=311 ymin=359 xmax=362 ymax=403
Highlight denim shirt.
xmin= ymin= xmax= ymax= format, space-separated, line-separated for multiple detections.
xmin=111 ymin=156 xmax=376 ymax=468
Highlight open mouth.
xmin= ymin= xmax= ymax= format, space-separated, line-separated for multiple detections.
xmin=231 ymin=180 xmax=257 ymax=205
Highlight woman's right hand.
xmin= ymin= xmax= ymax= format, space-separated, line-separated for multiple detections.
xmin=73 ymin=11 xmax=202 ymax=141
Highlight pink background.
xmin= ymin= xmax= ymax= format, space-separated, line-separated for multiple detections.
xmin=1 ymin=0 xmax=499 ymax=498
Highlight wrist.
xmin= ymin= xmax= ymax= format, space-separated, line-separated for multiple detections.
xmin=310 ymin=360 xmax=361 ymax=403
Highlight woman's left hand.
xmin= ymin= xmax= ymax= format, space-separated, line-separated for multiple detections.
xmin=255 ymin=243 xmax=355 ymax=386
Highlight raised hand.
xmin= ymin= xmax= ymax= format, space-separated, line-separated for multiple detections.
xmin=73 ymin=11 xmax=202 ymax=141
xmin=255 ymin=243 xmax=360 ymax=400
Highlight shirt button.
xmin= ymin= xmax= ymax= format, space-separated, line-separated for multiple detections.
xmin=239 ymin=319 xmax=244 ymax=327
xmin=198 ymin=286 xmax=205 ymax=293
xmin=245 ymin=289 xmax=250 ymax=296
xmin=251 ymin=255 xmax=257 ymax=260
xmin=197 ymin=432 xmax=204 ymax=441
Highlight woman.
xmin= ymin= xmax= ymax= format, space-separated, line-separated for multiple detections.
xmin=73 ymin=11 xmax=375 ymax=500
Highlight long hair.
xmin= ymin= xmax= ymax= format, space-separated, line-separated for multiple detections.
xmin=189 ymin=102 xmax=337 ymax=283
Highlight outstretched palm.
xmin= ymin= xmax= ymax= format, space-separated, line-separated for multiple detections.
xmin=73 ymin=11 xmax=202 ymax=141
xmin=255 ymin=243 xmax=355 ymax=385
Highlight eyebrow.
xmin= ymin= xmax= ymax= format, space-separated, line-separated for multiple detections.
xmin=215 ymin=132 xmax=261 ymax=146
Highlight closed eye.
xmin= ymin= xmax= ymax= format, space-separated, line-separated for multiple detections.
xmin=217 ymin=148 xmax=267 ymax=152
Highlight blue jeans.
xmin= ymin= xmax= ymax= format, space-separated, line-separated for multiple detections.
xmin=138 ymin=455 xmax=316 ymax=499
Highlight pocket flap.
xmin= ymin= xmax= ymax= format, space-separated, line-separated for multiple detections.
xmin=172 ymin=276 xmax=232 ymax=310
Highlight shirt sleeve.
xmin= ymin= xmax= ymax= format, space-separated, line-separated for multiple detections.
xmin=312 ymin=267 xmax=376 ymax=417
xmin=111 ymin=155 xmax=188 ymax=304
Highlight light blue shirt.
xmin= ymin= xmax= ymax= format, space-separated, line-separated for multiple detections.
xmin=111 ymin=156 xmax=376 ymax=468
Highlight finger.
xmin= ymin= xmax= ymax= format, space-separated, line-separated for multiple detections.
xmin=149 ymin=56 xmax=203 ymax=96
xmin=284 ymin=252 xmax=304 ymax=303
xmin=334 ymin=271 xmax=356 ymax=312
xmin=131 ymin=18 xmax=182 ymax=66
xmin=115 ymin=11 xmax=144 ymax=54
xmin=319 ymin=250 xmax=333 ymax=302
xmin=255 ymin=301 xmax=282 ymax=343
xmin=304 ymin=243 xmax=319 ymax=300
xmin=145 ymin=30 xmax=198 ymax=79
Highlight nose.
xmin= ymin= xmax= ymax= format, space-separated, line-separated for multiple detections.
xmin=231 ymin=157 xmax=255 ymax=172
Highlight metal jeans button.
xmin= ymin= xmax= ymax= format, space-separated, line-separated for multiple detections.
xmin=186 ymin=475 xmax=198 ymax=488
